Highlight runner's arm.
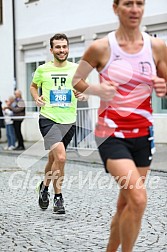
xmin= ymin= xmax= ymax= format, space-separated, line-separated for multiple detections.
xmin=30 ymin=82 xmax=45 ymax=107
xmin=152 ymin=37 xmax=167 ymax=97
xmin=72 ymin=39 xmax=118 ymax=101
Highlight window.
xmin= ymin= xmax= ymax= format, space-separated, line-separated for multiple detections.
xmin=68 ymin=42 xmax=84 ymax=64
xmin=0 ymin=0 xmax=3 ymax=24
xmin=26 ymin=61 xmax=45 ymax=112
xmin=150 ymin=31 xmax=167 ymax=113
xmin=161 ymin=97 xmax=167 ymax=110
xmin=68 ymin=57 xmax=81 ymax=64
xmin=152 ymin=91 xmax=167 ymax=113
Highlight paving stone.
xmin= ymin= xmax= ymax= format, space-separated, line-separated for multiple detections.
xmin=0 ymin=151 xmax=166 ymax=251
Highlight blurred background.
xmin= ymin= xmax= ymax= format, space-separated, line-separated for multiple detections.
xmin=0 ymin=0 xmax=167 ymax=144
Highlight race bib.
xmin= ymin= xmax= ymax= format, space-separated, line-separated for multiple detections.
xmin=148 ymin=126 xmax=156 ymax=155
xmin=50 ymin=89 xmax=72 ymax=107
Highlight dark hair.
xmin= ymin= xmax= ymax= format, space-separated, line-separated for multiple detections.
xmin=50 ymin=33 xmax=69 ymax=48
xmin=113 ymin=0 xmax=145 ymax=5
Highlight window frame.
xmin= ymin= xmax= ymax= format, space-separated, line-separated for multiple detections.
xmin=0 ymin=0 xmax=3 ymax=24
xmin=24 ymin=0 xmax=39 ymax=4
xmin=149 ymin=31 xmax=167 ymax=113
xmin=26 ymin=61 xmax=45 ymax=112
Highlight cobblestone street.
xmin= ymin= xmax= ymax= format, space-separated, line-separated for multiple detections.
xmin=0 ymin=146 xmax=167 ymax=252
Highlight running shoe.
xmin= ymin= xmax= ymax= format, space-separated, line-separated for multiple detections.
xmin=53 ymin=196 xmax=65 ymax=214
xmin=37 ymin=181 xmax=50 ymax=210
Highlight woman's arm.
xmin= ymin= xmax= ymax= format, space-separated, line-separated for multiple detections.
xmin=72 ymin=38 xmax=119 ymax=101
xmin=152 ymin=37 xmax=167 ymax=97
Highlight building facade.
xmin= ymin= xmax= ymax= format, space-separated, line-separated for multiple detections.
xmin=0 ymin=0 xmax=167 ymax=142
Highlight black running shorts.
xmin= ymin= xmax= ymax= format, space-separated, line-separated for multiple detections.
xmin=95 ymin=135 xmax=153 ymax=172
xmin=39 ymin=115 xmax=76 ymax=150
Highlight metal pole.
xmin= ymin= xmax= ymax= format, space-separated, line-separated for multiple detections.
xmin=12 ymin=0 xmax=17 ymax=90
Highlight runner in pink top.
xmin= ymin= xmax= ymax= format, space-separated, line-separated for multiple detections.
xmin=73 ymin=0 xmax=167 ymax=251
xmin=96 ymin=31 xmax=156 ymax=139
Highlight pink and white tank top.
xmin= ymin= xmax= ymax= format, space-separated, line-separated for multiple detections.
xmin=95 ymin=31 xmax=157 ymax=138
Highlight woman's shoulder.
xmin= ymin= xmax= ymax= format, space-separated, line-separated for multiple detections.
xmin=82 ymin=36 xmax=110 ymax=70
xmin=151 ymin=36 xmax=167 ymax=64
xmin=89 ymin=36 xmax=109 ymax=53
xmin=151 ymin=36 xmax=166 ymax=51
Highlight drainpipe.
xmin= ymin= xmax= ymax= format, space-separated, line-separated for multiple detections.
xmin=12 ymin=0 xmax=17 ymax=90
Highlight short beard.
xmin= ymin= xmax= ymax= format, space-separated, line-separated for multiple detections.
xmin=54 ymin=54 xmax=68 ymax=63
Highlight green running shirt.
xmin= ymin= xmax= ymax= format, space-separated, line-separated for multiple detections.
xmin=33 ymin=61 xmax=78 ymax=124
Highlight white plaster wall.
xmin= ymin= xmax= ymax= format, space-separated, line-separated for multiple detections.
xmin=0 ymin=1 xmax=15 ymax=104
xmin=15 ymin=0 xmax=167 ymax=40
xmin=15 ymin=0 xmax=115 ymax=39
xmin=144 ymin=0 xmax=167 ymax=16
xmin=154 ymin=115 xmax=167 ymax=143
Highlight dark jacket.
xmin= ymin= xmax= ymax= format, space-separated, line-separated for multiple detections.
xmin=9 ymin=98 xmax=25 ymax=121
xmin=0 ymin=101 xmax=5 ymax=128
xmin=0 ymin=101 xmax=5 ymax=138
